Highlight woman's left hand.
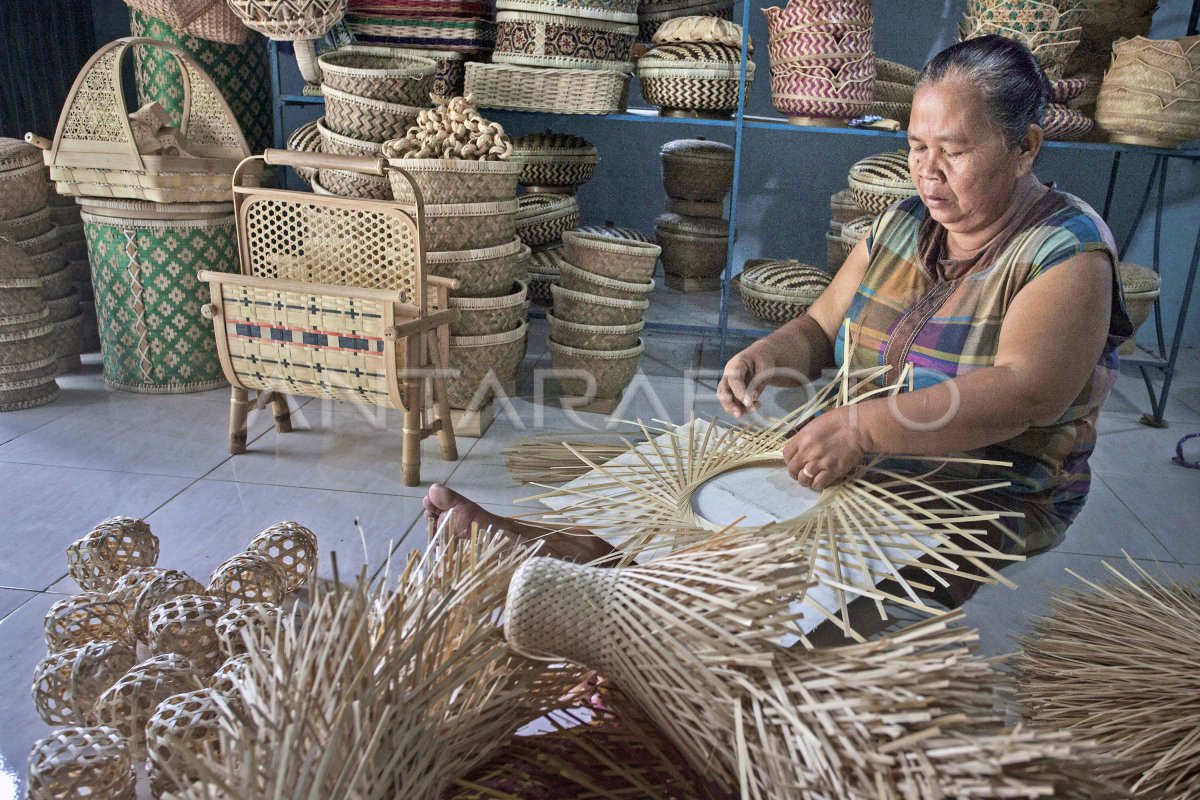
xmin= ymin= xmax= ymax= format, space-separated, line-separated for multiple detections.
xmin=782 ymin=407 xmax=868 ymax=490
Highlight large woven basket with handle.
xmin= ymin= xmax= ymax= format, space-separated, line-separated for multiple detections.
xmin=738 ymin=258 xmax=831 ymax=325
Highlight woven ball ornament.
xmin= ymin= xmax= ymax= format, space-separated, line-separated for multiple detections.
xmin=215 ymin=602 xmax=283 ymax=657
xmin=65 ymin=516 xmax=159 ymax=592
xmin=32 ymin=639 xmax=138 ymax=726
xmin=125 ymin=570 xmax=206 ymax=642
xmin=92 ymin=653 xmax=204 ymax=756
xmin=43 ymin=592 xmax=132 ymax=652
xmin=246 ymin=522 xmax=318 ymax=593
xmin=108 ymin=566 xmax=166 ymax=615
xmin=209 ymin=654 xmax=252 ymax=703
xmin=26 ymin=725 xmax=136 ymax=800
xmin=148 ymin=594 xmax=229 ymax=673
xmin=146 ymin=688 xmax=226 ymax=797
xmin=208 ymin=552 xmax=287 ymax=605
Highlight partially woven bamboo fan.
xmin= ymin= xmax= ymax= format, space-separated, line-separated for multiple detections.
xmin=155 ymin=527 xmax=587 ymax=800
xmin=1014 ymin=554 xmax=1200 ymax=799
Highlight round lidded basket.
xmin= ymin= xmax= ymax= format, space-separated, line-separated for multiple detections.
xmin=547 ymin=311 xmax=644 ymax=350
xmin=562 ymin=229 xmax=662 ymax=282
xmin=446 ymin=319 xmax=528 ymax=409
xmin=27 ymin=725 xmax=137 ymax=800
xmin=384 ymin=158 xmax=522 ymax=204
xmin=493 ymin=10 xmax=638 ymax=72
xmin=652 ymin=14 xmax=748 ymax=47
xmin=655 ymin=212 xmax=729 ymax=291
xmin=318 ymin=45 xmax=438 ymax=104
xmin=576 ymin=222 xmax=654 ymax=242
xmin=660 ymin=137 xmax=735 ymax=201
xmin=495 ymin=0 xmax=638 ymax=23
xmin=739 ymin=259 xmax=832 ymax=324
xmin=0 ymin=207 xmax=52 ymax=242
xmin=848 ymin=150 xmax=916 ymax=215
xmin=549 ymin=337 xmax=645 ymax=401
xmin=322 ymin=85 xmax=425 ymax=144
xmin=429 ymin=238 xmax=530 ymax=297
xmin=638 ymin=43 xmax=755 ymax=117
xmin=560 ymin=260 xmax=655 ymax=301
xmin=449 ymin=279 xmax=528 ymax=335
xmin=509 ymin=132 xmax=600 ymax=193
xmin=0 ymin=137 xmax=48 ymax=222
xmin=550 ymin=282 xmax=648 ymax=325
xmin=1118 ymin=261 xmax=1160 ymax=356
xmin=516 ymin=193 xmax=581 ymax=248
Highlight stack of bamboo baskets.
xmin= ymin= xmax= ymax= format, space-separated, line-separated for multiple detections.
xmin=1062 ymin=0 xmax=1157 ymax=116
xmin=870 ymin=59 xmax=920 ymax=128
xmin=828 ymin=149 xmax=918 ymax=269
xmin=1095 ymin=35 xmax=1200 ymax=148
xmin=958 ymin=0 xmax=1084 ymax=81
xmin=826 ymin=187 xmax=867 ymax=272
xmin=655 ymin=138 xmax=733 ymax=291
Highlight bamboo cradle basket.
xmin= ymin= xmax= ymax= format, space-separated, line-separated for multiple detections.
xmin=33 ymin=38 xmax=252 ymax=205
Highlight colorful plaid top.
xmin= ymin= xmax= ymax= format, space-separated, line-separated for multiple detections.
xmin=835 ymin=189 xmax=1132 ymax=553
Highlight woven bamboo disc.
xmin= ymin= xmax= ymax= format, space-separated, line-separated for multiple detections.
xmin=562 ymin=229 xmax=662 ymax=282
xmin=44 ymin=591 xmax=132 ymax=652
xmin=448 ymin=280 xmax=528 ymax=336
xmin=27 ymin=725 xmax=136 ymax=800
xmin=32 ymin=639 xmax=139 ymax=726
xmin=447 ymin=321 xmax=528 ymax=409
xmin=146 ymin=688 xmax=226 ymax=797
xmin=92 ymin=653 xmax=204 ymax=756
xmin=246 ymin=522 xmax=318 ymax=593
xmin=550 ymin=282 xmax=649 ymax=326
xmin=215 ymin=603 xmax=283 ymax=658
xmin=148 ymin=594 xmax=229 ymax=674
xmin=208 ymin=552 xmax=287 ymax=605
xmin=66 ymin=516 xmax=160 ymax=593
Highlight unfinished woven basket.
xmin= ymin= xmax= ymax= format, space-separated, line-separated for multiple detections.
xmin=551 ymin=282 xmax=648 ymax=325
xmin=226 ymin=0 xmax=346 ymax=39
xmin=848 ymin=149 xmax=915 ymax=214
xmin=494 ymin=11 xmax=638 ymax=71
xmin=323 ymin=84 xmax=425 ymax=143
xmin=638 ymin=43 xmax=755 ymax=115
xmin=429 ymin=238 xmax=529 ymax=297
xmin=661 ymin=137 xmax=734 ymax=201
xmin=0 ymin=138 xmax=48 ymax=221
xmin=466 ymin=62 xmax=630 ymax=114
xmin=547 ymin=311 xmax=644 ymax=350
xmin=549 ymin=337 xmax=644 ymax=400
xmin=384 ymin=158 xmax=521 ymax=204
xmin=0 ymin=207 xmax=52 ymax=241
xmin=447 ymin=319 xmax=527 ymax=408
xmin=517 ymin=193 xmax=581 ymax=247
xmin=655 ymin=212 xmax=728 ymax=291
xmin=318 ymin=45 xmax=438 ymax=104
xmin=562 ymin=229 xmax=661 ymax=282
xmin=739 ymin=259 xmax=831 ymax=324
xmin=449 ymin=279 xmax=528 ymax=335
xmin=509 ymin=132 xmax=600 ymax=193
xmin=560 ymin=260 xmax=655 ymax=301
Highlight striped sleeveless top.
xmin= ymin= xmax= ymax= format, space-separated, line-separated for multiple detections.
xmin=835 ymin=189 xmax=1132 ymax=552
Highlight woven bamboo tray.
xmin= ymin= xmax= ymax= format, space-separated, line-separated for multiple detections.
xmin=655 ymin=212 xmax=727 ymax=291
xmin=0 ymin=139 xmax=48 ymax=222
xmin=848 ymin=150 xmax=915 ymax=214
xmin=466 ymin=62 xmax=630 ymax=115
xmin=562 ymin=229 xmax=661 ymax=282
xmin=449 ymin=279 xmax=528 ymax=335
xmin=346 ymin=13 xmax=496 ymax=52
xmin=549 ymin=337 xmax=644 ymax=401
xmin=429 ymin=238 xmax=529 ymax=297
xmin=0 ymin=208 xmax=51 ymax=242
xmin=497 ymin=0 xmax=637 ymax=22
xmin=560 ymin=260 xmax=655 ymax=301
xmin=384 ymin=158 xmax=521 ymax=204
xmin=547 ymin=311 xmax=643 ymax=350
xmin=551 ymin=282 xmax=648 ymax=325
xmin=517 ymin=193 xmax=581 ymax=248
xmin=661 ymin=137 xmax=734 ymax=201
xmin=638 ymin=0 xmax=732 ymax=43
xmin=323 ymin=85 xmax=425 ymax=143
xmin=227 ymin=0 xmax=346 ymax=38
xmin=738 ymin=259 xmax=831 ymax=324
xmin=509 ymin=132 xmax=600 ymax=193
xmin=494 ymin=11 xmax=637 ymax=71
xmin=1118 ymin=261 xmax=1160 ymax=355
xmin=318 ymin=46 xmax=438 ymax=104
xmin=447 ymin=319 xmax=527 ymax=409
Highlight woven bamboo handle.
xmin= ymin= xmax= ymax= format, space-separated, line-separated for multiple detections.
xmin=25 ymin=133 xmax=51 ymax=150
xmin=262 ymin=149 xmax=386 ymax=176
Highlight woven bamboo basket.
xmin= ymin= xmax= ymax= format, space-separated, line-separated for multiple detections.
xmin=638 ymin=0 xmax=733 ymax=44
xmin=41 ymin=266 xmax=74 ymax=301
xmin=510 ymin=132 xmax=600 ymax=193
xmin=346 ymin=13 xmax=496 ymax=52
xmin=1103 ymin=63 xmax=1200 ymax=105
xmin=766 ymin=31 xmax=873 ymax=70
xmin=655 ymin=212 xmax=728 ymax=291
xmin=1 ymin=237 xmax=45 ymax=280
xmin=738 ymin=259 xmax=831 ymax=324
xmin=226 ymin=0 xmax=346 ymax=39
xmin=661 ymin=137 xmax=734 ymax=201
xmin=768 ymin=65 xmax=874 ymax=120
xmin=665 ymin=196 xmax=724 ymax=217
xmin=849 ymin=149 xmax=915 ymax=214
xmin=35 ymin=38 xmax=251 ymax=205
xmin=868 ymin=100 xmax=911 ymax=126
xmin=48 ymin=203 xmax=80 ymax=226
xmin=826 ymin=228 xmax=851 ymax=270
xmin=465 ymin=62 xmax=630 ymax=115
xmin=12 ymin=226 xmax=60 ymax=258
xmin=1118 ymin=262 xmax=1160 ymax=356
xmin=46 ymin=289 xmax=80 ymax=323
xmin=547 ymin=311 xmax=643 ymax=350
xmin=560 ymin=260 xmax=656 ymax=301
xmin=286 ymin=120 xmax=323 ymax=184
xmin=316 ymin=117 xmax=383 ymax=157
xmin=125 ymin=0 xmax=250 ymax=44
xmin=1095 ymin=85 xmax=1200 ymax=146
xmin=840 ymin=213 xmax=873 ymax=249
xmin=0 ymin=138 xmax=48 ymax=221
xmin=1111 ymin=35 xmax=1200 ymax=75
xmin=27 ymin=726 xmax=137 ymax=800
xmin=876 ymin=57 xmax=919 ymax=85
xmin=0 ymin=207 xmax=51 ymax=241
xmin=517 ymin=193 xmax=581 ymax=248
xmin=0 ymin=358 xmax=58 ymax=411
xmin=578 ymin=222 xmax=654 ymax=242
xmin=60 ymin=230 xmax=86 ymax=262
xmin=497 ymin=0 xmax=638 ymax=22
xmin=447 ymin=319 xmax=527 ymax=409
xmin=830 ymin=186 xmax=864 ymax=224
xmin=424 ymin=199 xmax=520 ymax=251
xmin=370 ymin=47 xmax=470 ymax=100
xmin=449 ymin=279 xmax=528 ymax=335
xmin=429 ymin=238 xmax=529 ymax=297
xmin=81 ymin=204 xmax=235 ymax=393
xmin=1041 ymin=103 xmax=1095 ymax=140
xmin=315 ymin=165 xmax=393 ymax=200
xmin=562 ymin=229 xmax=661 ymax=282
xmin=549 ymin=337 xmax=644 ymax=400
xmin=50 ymin=314 xmax=85 ymax=373
xmin=760 ymin=1 xmax=872 ymax=31
xmin=873 ymin=79 xmax=914 ymax=103
xmin=383 ymin=158 xmax=521 ymax=204
xmin=527 ymin=245 xmax=566 ymax=304
xmin=27 ymin=247 xmax=66 ymax=279
xmin=494 ymin=11 xmax=637 ymax=71
xmin=322 ymin=85 xmax=425 ymax=143
xmin=0 ymin=279 xmax=47 ymax=327
xmin=638 ymin=44 xmax=755 ymax=116
xmin=551 ymin=282 xmax=648 ymax=325
xmin=0 ymin=316 xmax=55 ymax=368
xmin=318 ymin=45 xmax=438 ymax=104
xmin=1050 ymin=76 xmax=1089 ymax=104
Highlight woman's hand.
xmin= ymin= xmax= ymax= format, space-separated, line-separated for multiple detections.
xmin=718 ymin=342 xmax=778 ymax=417
xmin=782 ymin=407 xmax=868 ymax=490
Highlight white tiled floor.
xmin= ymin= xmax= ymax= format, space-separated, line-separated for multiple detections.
xmin=0 ymin=333 xmax=1197 ymax=796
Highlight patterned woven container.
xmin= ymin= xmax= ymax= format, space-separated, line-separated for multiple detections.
xmin=364 ymin=46 xmax=471 ymax=99
xmin=498 ymin=0 xmax=635 ymax=21
xmin=286 ymin=120 xmax=322 ymax=184
xmin=346 ymin=13 xmax=496 ymax=52
xmin=446 ymin=319 xmax=527 ymax=409
xmin=323 ymin=84 xmax=425 ymax=143
xmin=638 ymin=0 xmax=733 ymax=44
xmin=562 ymin=229 xmax=661 ymax=282
xmin=1118 ymin=262 xmax=1161 ymax=356
xmin=1050 ymin=76 xmax=1089 ymax=104
xmin=509 ymin=133 xmax=600 ymax=193
xmin=848 ymin=150 xmax=915 ymax=215
xmin=384 ymin=158 xmax=521 ymax=204
xmin=665 ymin=196 xmax=723 ymax=217
xmin=638 ymin=43 xmax=754 ymax=115
xmin=49 ymin=314 xmax=85 ymax=373
xmin=27 ymin=726 xmax=136 ymax=800
xmin=315 ymin=117 xmax=382 ymax=157
xmin=517 ymin=193 xmax=581 ymax=248
xmin=739 ymin=259 xmax=831 ymax=324
xmin=130 ymin=10 xmax=273 ymax=156
xmin=0 ymin=138 xmax=47 ymax=222
xmin=768 ymin=60 xmax=874 ymax=119
xmin=577 ymin=223 xmax=653 ymax=242
xmin=0 ymin=358 xmax=58 ymax=411
xmin=548 ymin=311 xmax=643 ymax=350
xmin=765 ymin=29 xmax=873 ymax=69
xmin=0 ymin=208 xmax=52 ymax=242
xmin=318 ymin=45 xmax=438 ymax=104
xmin=466 ymin=62 xmax=630 ymax=114
xmin=549 ymin=337 xmax=644 ymax=400
xmin=527 ymin=245 xmax=566 ymax=304
xmin=81 ymin=204 xmax=236 ymax=394
xmin=494 ymin=11 xmax=637 ymax=71
xmin=660 ymin=137 xmax=734 ymax=201
xmin=449 ymin=279 xmax=528 ymax=335
xmin=551 ymin=282 xmax=648 ymax=325
xmin=1041 ymin=103 xmax=1095 ymax=140
xmin=226 ymin=0 xmax=346 ymax=38
xmin=560 ymin=260 xmax=655 ymax=301
xmin=830 ymin=186 xmax=863 ymax=224
xmin=429 ymin=238 xmax=529 ymax=297
xmin=655 ymin=212 xmax=727 ymax=290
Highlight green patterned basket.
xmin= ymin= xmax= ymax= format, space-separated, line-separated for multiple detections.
xmin=82 ymin=205 xmax=238 ymax=394
xmin=131 ymin=10 xmax=273 ymax=156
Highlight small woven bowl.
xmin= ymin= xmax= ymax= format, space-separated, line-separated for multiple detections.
xmin=549 ymin=337 xmax=645 ymax=400
xmin=448 ymin=280 xmax=528 ymax=336
xmin=562 ymin=230 xmax=662 ymax=282
xmin=428 ymin=238 xmax=529 ymax=297
xmin=560 ymin=261 xmax=656 ymax=301
xmin=322 ymin=85 xmax=424 ymax=144
xmin=318 ymin=46 xmax=438 ymax=105
xmin=550 ymin=283 xmax=649 ymax=326
xmin=547 ymin=311 xmax=644 ymax=350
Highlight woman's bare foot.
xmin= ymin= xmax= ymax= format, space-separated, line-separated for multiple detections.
xmin=423 ymin=483 xmax=508 ymax=537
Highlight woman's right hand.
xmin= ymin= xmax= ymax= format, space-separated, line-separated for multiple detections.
xmin=718 ymin=342 xmax=777 ymax=418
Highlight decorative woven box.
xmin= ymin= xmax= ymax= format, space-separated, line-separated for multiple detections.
xmin=383 ymin=158 xmax=521 ymax=204
xmin=494 ymin=10 xmax=637 ymax=71
xmin=638 ymin=43 xmax=755 ymax=116
xmin=660 ymin=137 xmax=734 ymax=201
xmin=318 ymin=45 xmax=438 ymax=105
xmin=449 ymin=279 xmax=528 ymax=335
xmin=80 ymin=202 xmax=236 ymax=394
xmin=527 ymin=245 xmax=566 ymax=304
xmin=547 ymin=311 xmax=643 ymax=350
xmin=637 ymin=0 xmax=733 ymax=44
xmin=1041 ymin=103 xmax=1095 ymax=141
xmin=0 ymin=139 xmax=48 ymax=223
xmin=322 ymin=85 xmax=425 ymax=143
xmin=848 ymin=150 xmax=915 ymax=214
xmin=428 ymin=238 xmax=529 ymax=297
xmin=447 ymin=319 xmax=527 ymax=409
xmin=655 ymin=212 xmax=728 ymax=291
xmin=509 ymin=133 xmax=600 ymax=193
xmin=738 ymin=259 xmax=831 ymax=324
xmin=346 ymin=13 xmax=496 ymax=52
xmin=350 ymin=0 xmax=494 ymax=16
xmin=516 ymin=193 xmax=581 ymax=248
xmin=466 ymin=62 xmax=631 ymax=114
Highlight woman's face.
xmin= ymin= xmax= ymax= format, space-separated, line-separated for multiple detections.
xmin=907 ymin=77 xmax=1034 ymax=234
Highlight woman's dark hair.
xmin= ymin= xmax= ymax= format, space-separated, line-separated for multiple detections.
xmin=918 ymin=35 xmax=1051 ymax=148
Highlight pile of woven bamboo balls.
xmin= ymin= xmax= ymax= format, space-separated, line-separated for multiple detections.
xmin=26 ymin=517 xmax=315 ymax=798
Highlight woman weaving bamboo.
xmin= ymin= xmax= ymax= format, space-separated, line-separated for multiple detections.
xmin=424 ymin=35 xmax=1132 ymax=608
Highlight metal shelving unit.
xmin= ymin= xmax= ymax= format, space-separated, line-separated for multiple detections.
xmin=268 ymin=4 xmax=1200 ymax=426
